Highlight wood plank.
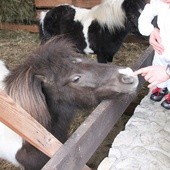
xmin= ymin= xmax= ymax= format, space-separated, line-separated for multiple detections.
xmin=0 ymin=23 xmax=38 ymax=33
xmin=74 ymin=0 xmax=100 ymax=8
xmin=35 ymin=0 xmax=100 ymax=8
xmin=124 ymin=34 xmax=149 ymax=44
xmin=35 ymin=0 xmax=72 ymax=8
xmin=0 ymin=90 xmax=61 ymax=157
xmin=42 ymin=47 xmax=154 ymax=170
xmin=0 ymin=90 xmax=91 ymax=170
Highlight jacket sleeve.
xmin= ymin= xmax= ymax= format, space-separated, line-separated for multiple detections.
xmin=138 ymin=0 xmax=158 ymax=36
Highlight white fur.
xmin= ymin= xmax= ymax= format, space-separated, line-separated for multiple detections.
xmin=118 ymin=67 xmax=139 ymax=90
xmin=119 ymin=67 xmax=134 ymax=76
xmin=39 ymin=11 xmax=47 ymax=24
xmin=0 ymin=60 xmax=10 ymax=90
xmin=73 ymin=0 xmax=126 ymax=53
xmin=74 ymin=0 xmax=125 ymax=32
xmin=73 ymin=6 xmax=94 ymax=53
xmin=39 ymin=11 xmax=48 ymax=36
xmin=91 ymin=0 xmax=125 ymax=32
xmin=0 ymin=123 xmax=23 ymax=166
xmin=0 ymin=60 xmax=23 ymax=166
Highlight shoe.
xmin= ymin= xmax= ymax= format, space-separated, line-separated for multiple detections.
xmin=161 ymin=93 xmax=170 ymax=109
xmin=150 ymin=87 xmax=168 ymax=102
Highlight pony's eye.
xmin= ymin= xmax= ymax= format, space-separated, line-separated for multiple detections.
xmin=72 ymin=76 xmax=81 ymax=83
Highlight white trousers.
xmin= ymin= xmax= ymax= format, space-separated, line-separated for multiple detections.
xmin=152 ymin=51 xmax=170 ymax=91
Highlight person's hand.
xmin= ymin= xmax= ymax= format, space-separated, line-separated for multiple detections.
xmin=134 ymin=65 xmax=169 ymax=89
xmin=149 ymin=28 xmax=164 ymax=55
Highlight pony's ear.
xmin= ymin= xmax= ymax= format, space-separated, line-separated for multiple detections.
xmin=35 ymin=75 xmax=52 ymax=84
xmin=35 ymin=75 xmax=47 ymax=83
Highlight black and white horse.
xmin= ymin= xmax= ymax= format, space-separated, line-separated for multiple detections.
xmin=39 ymin=0 xmax=146 ymax=63
xmin=0 ymin=37 xmax=138 ymax=170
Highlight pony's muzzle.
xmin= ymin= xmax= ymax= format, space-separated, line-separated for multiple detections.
xmin=118 ymin=67 xmax=138 ymax=86
xmin=121 ymin=75 xmax=134 ymax=84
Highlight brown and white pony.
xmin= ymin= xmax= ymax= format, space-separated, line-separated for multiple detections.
xmin=0 ymin=37 xmax=138 ymax=170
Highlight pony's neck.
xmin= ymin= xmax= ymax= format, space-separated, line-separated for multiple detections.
xmin=90 ymin=0 xmax=126 ymax=32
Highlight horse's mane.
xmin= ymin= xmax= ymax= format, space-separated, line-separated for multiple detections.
xmin=90 ymin=0 xmax=126 ymax=32
xmin=5 ymin=64 xmax=51 ymax=128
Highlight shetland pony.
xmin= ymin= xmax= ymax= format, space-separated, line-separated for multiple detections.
xmin=39 ymin=0 xmax=146 ymax=63
xmin=0 ymin=37 xmax=138 ymax=170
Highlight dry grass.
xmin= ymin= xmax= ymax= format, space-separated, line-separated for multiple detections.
xmin=0 ymin=30 xmax=148 ymax=68
xmin=0 ymin=30 xmax=149 ymax=170
xmin=0 ymin=0 xmax=35 ymax=23
xmin=0 ymin=30 xmax=39 ymax=69
xmin=113 ymin=42 xmax=148 ymax=66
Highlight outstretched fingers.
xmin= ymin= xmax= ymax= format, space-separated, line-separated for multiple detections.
xmin=148 ymin=80 xmax=158 ymax=89
xmin=133 ymin=67 xmax=149 ymax=76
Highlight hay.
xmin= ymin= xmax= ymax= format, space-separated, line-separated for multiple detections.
xmin=0 ymin=158 xmax=21 ymax=170
xmin=0 ymin=0 xmax=35 ymax=24
xmin=0 ymin=30 xmax=39 ymax=69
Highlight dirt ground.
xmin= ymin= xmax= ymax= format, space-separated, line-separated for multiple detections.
xmin=0 ymin=30 xmax=149 ymax=170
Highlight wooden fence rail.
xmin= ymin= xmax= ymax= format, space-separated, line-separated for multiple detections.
xmin=0 ymin=90 xmax=90 ymax=170
xmin=0 ymin=46 xmax=154 ymax=169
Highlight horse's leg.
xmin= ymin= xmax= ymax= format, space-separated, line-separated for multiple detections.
xmin=96 ymin=53 xmax=107 ymax=63
xmin=106 ymin=55 xmax=114 ymax=63
xmin=16 ymin=143 xmax=49 ymax=170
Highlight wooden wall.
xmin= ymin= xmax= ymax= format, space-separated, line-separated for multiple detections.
xmin=35 ymin=0 xmax=101 ymax=8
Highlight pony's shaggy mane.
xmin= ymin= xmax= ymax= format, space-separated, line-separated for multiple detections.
xmin=91 ymin=0 xmax=125 ymax=32
xmin=5 ymin=65 xmax=51 ymax=128
xmin=72 ymin=0 xmax=126 ymax=32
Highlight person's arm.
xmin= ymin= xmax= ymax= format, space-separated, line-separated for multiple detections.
xmin=134 ymin=65 xmax=169 ymax=89
xmin=138 ymin=1 xmax=157 ymax=36
xmin=138 ymin=1 xmax=164 ymax=54
xmin=149 ymin=28 xmax=164 ymax=54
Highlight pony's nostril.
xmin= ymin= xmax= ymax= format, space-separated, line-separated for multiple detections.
xmin=121 ymin=76 xmax=134 ymax=84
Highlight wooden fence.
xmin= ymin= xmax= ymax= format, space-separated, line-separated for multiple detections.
xmin=0 ymin=46 xmax=154 ymax=170
xmin=0 ymin=0 xmax=100 ymax=33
